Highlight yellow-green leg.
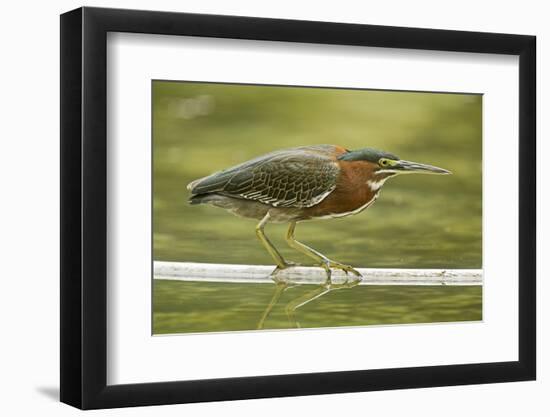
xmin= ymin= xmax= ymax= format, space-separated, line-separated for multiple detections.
xmin=256 ymin=213 xmax=301 ymax=279
xmin=256 ymin=213 xmax=285 ymax=268
xmin=285 ymin=221 xmax=362 ymax=285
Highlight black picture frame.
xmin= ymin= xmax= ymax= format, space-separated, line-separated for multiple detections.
xmin=60 ymin=6 xmax=536 ymax=410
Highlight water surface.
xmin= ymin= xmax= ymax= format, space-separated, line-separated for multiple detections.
xmin=153 ymin=280 xmax=482 ymax=334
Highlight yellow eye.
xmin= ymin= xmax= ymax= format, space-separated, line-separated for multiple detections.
xmin=379 ymin=158 xmax=390 ymax=167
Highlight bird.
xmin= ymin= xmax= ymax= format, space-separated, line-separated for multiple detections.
xmin=187 ymin=144 xmax=451 ymax=285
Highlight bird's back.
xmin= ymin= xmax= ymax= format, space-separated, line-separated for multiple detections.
xmin=187 ymin=145 xmax=344 ymax=208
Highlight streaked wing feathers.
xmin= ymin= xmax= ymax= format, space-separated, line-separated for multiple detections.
xmin=189 ymin=147 xmax=340 ymax=208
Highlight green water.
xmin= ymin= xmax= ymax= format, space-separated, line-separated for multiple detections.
xmin=153 ymin=280 xmax=482 ymax=334
xmin=152 ymin=81 xmax=482 ymax=334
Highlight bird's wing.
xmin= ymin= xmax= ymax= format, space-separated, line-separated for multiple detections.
xmin=188 ymin=147 xmax=341 ymax=208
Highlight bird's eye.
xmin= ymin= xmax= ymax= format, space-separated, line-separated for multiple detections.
xmin=379 ymin=159 xmax=389 ymax=167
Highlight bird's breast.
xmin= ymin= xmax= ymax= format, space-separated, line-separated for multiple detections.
xmin=301 ymin=183 xmax=380 ymax=220
xmin=311 ymin=193 xmax=379 ymax=220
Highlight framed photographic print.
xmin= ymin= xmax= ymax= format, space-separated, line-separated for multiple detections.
xmin=60 ymin=6 xmax=536 ymax=409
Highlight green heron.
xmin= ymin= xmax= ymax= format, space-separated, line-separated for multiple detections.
xmin=187 ymin=145 xmax=450 ymax=286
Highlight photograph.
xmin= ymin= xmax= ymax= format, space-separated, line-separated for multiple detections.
xmin=54 ymin=3 xmax=538 ymax=412
xmin=152 ymin=80 xmax=483 ymax=334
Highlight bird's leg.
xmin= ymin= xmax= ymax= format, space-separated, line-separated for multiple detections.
xmin=285 ymin=222 xmax=362 ymax=286
xmin=255 ymin=213 xmax=297 ymax=280
xmin=255 ymin=213 xmax=287 ymax=268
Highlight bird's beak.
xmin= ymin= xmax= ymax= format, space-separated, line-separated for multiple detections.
xmin=394 ymin=160 xmax=452 ymax=175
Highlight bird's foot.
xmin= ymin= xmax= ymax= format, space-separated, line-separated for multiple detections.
xmin=317 ymin=260 xmax=362 ymax=288
xmin=328 ymin=261 xmax=362 ymax=277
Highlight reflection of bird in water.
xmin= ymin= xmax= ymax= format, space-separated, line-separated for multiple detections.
xmin=187 ymin=145 xmax=450 ymax=328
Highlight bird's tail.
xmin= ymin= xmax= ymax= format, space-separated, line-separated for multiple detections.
xmin=188 ymin=194 xmax=206 ymax=205
xmin=186 ymin=178 xmax=204 ymax=192
xmin=187 ymin=177 xmax=219 ymax=205
xmin=189 ymin=193 xmax=225 ymax=206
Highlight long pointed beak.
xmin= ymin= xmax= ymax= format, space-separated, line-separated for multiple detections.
xmin=395 ymin=160 xmax=452 ymax=175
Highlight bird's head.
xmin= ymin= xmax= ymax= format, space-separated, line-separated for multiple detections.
xmin=338 ymin=147 xmax=451 ymax=190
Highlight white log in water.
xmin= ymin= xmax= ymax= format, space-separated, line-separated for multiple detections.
xmin=154 ymin=261 xmax=482 ymax=286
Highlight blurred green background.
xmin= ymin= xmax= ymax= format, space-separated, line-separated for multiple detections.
xmin=152 ymin=81 xmax=482 ymax=334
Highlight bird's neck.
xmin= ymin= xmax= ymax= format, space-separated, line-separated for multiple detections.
xmin=366 ymin=172 xmax=396 ymax=192
xmin=337 ymin=161 xmax=383 ymax=204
